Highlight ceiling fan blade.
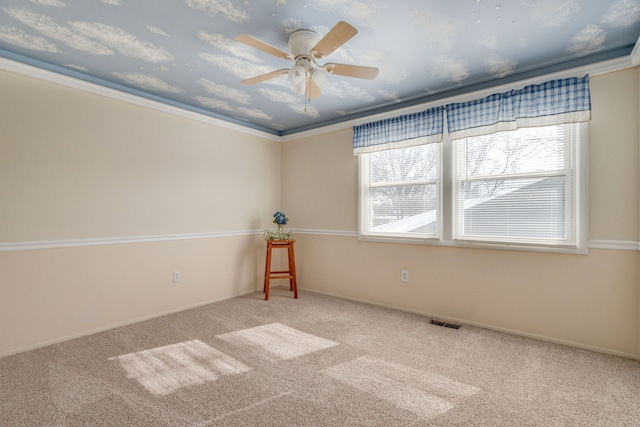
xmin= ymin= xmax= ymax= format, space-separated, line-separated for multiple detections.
xmin=240 ymin=69 xmax=289 ymax=85
xmin=307 ymin=78 xmax=322 ymax=100
xmin=311 ymin=21 xmax=357 ymax=59
xmin=235 ymin=34 xmax=292 ymax=60
xmin=324 ymin=63 xmax=379 ymax=80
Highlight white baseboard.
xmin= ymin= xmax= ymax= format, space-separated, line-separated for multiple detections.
xmin=301 ymin=287 xmax=640 ymax=361
xmin=0 ymin=289 xmax=256 ymax=359
xmin=4 ymin=286 xmax=637 ymax=361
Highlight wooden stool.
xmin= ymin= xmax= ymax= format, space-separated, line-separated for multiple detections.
xmin=263 ymin=239 xmax=298 ymax=301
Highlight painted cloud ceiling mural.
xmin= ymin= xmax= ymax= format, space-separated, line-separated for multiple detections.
xmin=0 ymin=0 xmax=639 ymax=135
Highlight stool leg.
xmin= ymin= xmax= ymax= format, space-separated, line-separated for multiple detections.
xmin=289 ymin=243 xmax=298 ymax=299
xmin=264 ymin=243 xmax=272 ymax=301
xmin=287 ymin=244 xmax=294 ymax=292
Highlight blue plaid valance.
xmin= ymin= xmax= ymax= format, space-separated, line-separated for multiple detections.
xmin=446 ymin=75 xmax=591 ymax=140
xmin=353 ymin=106 xmax=444 ymax=155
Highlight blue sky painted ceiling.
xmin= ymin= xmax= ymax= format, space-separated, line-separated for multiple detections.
xmin=0 ymin=0 xmax=639 ymax=136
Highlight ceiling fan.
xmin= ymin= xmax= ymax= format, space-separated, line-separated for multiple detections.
xmin=235 ymin=21 xmax=379 ymax=100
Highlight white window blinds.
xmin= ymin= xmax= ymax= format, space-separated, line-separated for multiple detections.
xmin=360 ymin=143 xmax=440 ymax=239
xmin=453 ymin=123 xmax=579 ymax=247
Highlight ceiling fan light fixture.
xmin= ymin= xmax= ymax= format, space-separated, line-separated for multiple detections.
xmin=311 ymin=68 xmax=330 ymax=90
xmin=288 ymin=64 xmax=306 ymax=84
xmin=291 ymin=80 xmax=306 ymax=95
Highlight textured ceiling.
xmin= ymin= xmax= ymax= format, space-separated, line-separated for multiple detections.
xmin=1 ymin=0 xmax=639 ymax=136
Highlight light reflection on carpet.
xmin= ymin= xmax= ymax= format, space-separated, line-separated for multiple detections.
xmin=323 ymin=356 xmax=480 ymax=420
xmin=110 ymin=340 xmax=250 ymax=396
xmin=216 ymin=323 xmax=339 ymax=361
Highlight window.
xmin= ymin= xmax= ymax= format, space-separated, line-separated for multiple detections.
xmin=359 ymin=142 xmax=441 ymax=240
xmin=453 ymin=123 xmax=581 ymax=248
xmin=357 ymin=76 xmax=590 ymax=252
xmin=358 ymin=123 xmax=586 ymax=251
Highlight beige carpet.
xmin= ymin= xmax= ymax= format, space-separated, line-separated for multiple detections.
xmin=1 ymin=287 xmax=639 ymax=426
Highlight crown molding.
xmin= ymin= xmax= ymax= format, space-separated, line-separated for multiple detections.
xmin=631 ymin=36 xmax=640 ymax=66
xmin=280 ymin=55 xmax=635 ymax=142
xmin=1 ymin=52 xmax=636 ymax=144
xmin=0 ymin=56 xmax=282 ymax=142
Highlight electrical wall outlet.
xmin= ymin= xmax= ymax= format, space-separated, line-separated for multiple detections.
xmin=401 ymin=269 xmax=409 ymax=283
xmin=173 ymin=271 xmax=181 ymax=283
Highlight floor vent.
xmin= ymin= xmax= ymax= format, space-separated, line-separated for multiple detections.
xmin=429 ymin=319 xmax=461 ymax=329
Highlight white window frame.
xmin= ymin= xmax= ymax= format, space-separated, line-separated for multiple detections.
xmin=358 ymin=142 xmax=442 ymax=244
xmin=357 ymin=123 xmax=588 ymax=254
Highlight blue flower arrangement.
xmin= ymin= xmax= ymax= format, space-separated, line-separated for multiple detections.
xmin=263 ymin=211 xmax=293 ymax=240
xmin=273 ymin=211 xmax=289 ymax=226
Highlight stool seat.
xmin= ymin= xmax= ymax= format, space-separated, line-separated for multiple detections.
xmin=263 ymin=239 xmax=298 ymax=301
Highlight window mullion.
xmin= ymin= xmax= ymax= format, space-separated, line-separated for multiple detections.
xmin=442 ymin=131 xmax=452 ymax=242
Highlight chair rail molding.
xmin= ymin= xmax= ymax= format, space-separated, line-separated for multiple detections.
xmin=0 ymin=230 xmax=262 ymax=252
xmin=1 ymin=231 xmax=637 ymax=252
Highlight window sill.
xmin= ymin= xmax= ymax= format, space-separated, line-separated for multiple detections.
xmin=357 ymin=234 xmax=588 ymax=255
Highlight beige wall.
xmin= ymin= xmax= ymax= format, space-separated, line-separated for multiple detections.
xmin=2 ymin=64 xmax=639 ymax=360
xmin=0 ymin=69 xmax=280 ymax=241
xmin=0 ymin=68 xmax=280 ymax=356
xmin=589 ymin=69 xmax=639 ymax=241
xmin=282 ymin=68 xmax=640 ymax=358
xmin=0 ymin=236 xmax=262 ymax=354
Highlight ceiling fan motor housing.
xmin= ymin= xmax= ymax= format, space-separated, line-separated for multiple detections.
xmin=288 ymin=30 xmax=321 ymax=58
xmin=287 ymin=30 xmax=323 ymax=92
